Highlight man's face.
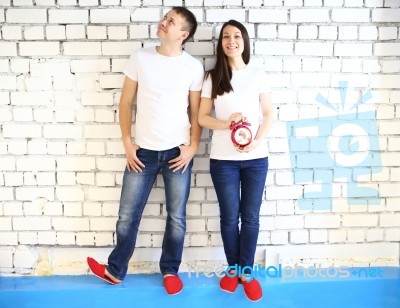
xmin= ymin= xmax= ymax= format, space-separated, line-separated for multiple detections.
xmin=157 ymin=10 xmax=188 ymax=44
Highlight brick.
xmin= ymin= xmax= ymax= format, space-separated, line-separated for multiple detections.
xmin=66 ymin=25 xmax=86 ymax=39
xmin=90 ymin=217 xmax=117 ymax=231
xmin=25 ymin=77 xmax=52 ymax=92
xmin=372 ymin=9 xmax=400 ymax=22
xmin=335 ymin=43 xmax=372 ymax=56
xmin=206 ymin=9 xmax=245 ymax=22
xmin=30 ymin=62 xmax=71 ymax=76
xmin=94 ymin=233 xmax=114 ymax=246
xmin=17 ymin=157 xmax=55 ymax=171
xmin=187 ymin=219 xmax=206 ymax=232
xmin=13 ymin=217 xmax=51 ymax=231
xmin=371 ymin=75 xmax=400 ymax=89
xmin=16 ymin=187 xmax=54 ymax=201
xmin=52 ymin=218 xmax=90 ymax=231
xmin=290 ymin=9 xmax=330 ymax=22
xmin=6 ymin=9 xmax=47 ymax=23
xmin=19 ymin=42 xmax=60 ymax=56
xmin=3 ymin=124 xmax=42 ymax=138
xmin=329 ymin=230 xmax=347 ymax=243
xmin=310 ymin=229 xmax=328 ymax=243
xmin=57 ymin=157 xmax=95 ymax=171
xmin=49 ymin=9 xmax=89 ymax=24
xmin=63 ymin=43 xmax=101 ymax=56
xmin=14 ymin=248 xmax=37 ymax=268
xmin=99 ymin=75 xmax=124 ymax=89
xmin=248 ymin=9 xmax=288 ymax=23
xmin=270 ymin=231 xmax=288 ymax=244
xmin=102 ymin=42 xmax=142 ymax=56
xmin=90 ymin=9 xmax=130 ymax=23
xmin=56 ymin=188 xmax=84 ymax=202
xmin=295 ymin=42 xmax=333 ymax=56
xmin=332 ymin=9 xmax=370 ymax=22
xmin=0 ymin=43 xmax=16 ymax=56
xmin=342 ymin=214 xmax=378 ymax=227
xmin=255 ymin=42 xmax=293 ymax=56
xmin=87 ymin=187 xmax=121 ymax=201
xmin=37 ymin=232 xmax=57 ymax=245
xmin=305 ymin=215 xmax=341 ymax=228
xmin=71 ymin=59 xmax=110 ymax=73
xmin=184 ymin=42 xmax=214 ymax=56
xmin=43 ymin=125 xmax=82 ymax=139
xmin=0 ymin=232 xmax=18 ymax=245
xmin=290 ymin=230 xmax=308 ymax=243
xmin=138 ymin=218 xmax=166 ymax=232
xmin=84 ymin=125 xmax=122 ymax=138
xmin=275 ymin=216 xmax=304 ymax=229
xmin=374 ymin=43 xmax=400 ymax=56
xmin=130 ymin=8 xmax=161 ymax=22
xmin=46 ymin=26 xmax=66 ymax=40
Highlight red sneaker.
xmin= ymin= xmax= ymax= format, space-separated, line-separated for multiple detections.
xmin=242 ymin=278 xmax=262 ymax=302
xmin=163 ymin=275 xmax=183 ymax=295
xmin=220 ymin=273 xmax=239 ymax=293
xmin=87 ymin=257 xmax=120 ymax=285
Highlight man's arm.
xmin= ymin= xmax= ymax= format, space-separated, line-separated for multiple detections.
xmin=169 ymin=90 xmax=202 ymax=173
xmin=119 ymin=76 xmax=144 ymax=172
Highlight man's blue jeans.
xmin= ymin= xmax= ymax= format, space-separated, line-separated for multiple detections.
xmin=107 ymin=147 xmax=192 ymax=280
xmin=210 ymin=157 xmax=268 ymax=271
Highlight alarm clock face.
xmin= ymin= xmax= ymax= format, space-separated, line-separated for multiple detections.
xmin=233 ymin=127 xmax=252 ymax=146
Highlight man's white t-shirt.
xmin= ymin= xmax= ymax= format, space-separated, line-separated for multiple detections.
xmin=123 ymin=47 xmax=204 ymax=151
xmin=201 ymin=65 xmax=270 ymax=160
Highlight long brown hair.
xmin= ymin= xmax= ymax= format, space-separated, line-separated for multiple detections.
xmin=207 ymin=20 xmax=250 ymax=100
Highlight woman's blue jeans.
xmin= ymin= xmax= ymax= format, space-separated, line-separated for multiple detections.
xmin=210 ymin=157 xmax=268 ymax=271
xmin=107 ymin=147 xmax=192 ymax=280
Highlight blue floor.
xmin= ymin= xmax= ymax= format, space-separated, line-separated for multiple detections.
xmin=1 ymin=267 xmax=399 ymax=308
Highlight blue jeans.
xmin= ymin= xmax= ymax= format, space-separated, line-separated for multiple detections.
xmin=210 ymin=157 xmax=268 ymax=272
xmin=107 ymin=147 xmax=192 ymax=280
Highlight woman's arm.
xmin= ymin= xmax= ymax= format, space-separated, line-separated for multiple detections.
xmin=198 ymin=97 xmax=243 ymax=130
xmin=239 ymin=92 xmax=273 ymax=152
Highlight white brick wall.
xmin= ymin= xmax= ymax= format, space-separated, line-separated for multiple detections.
xmin=0 ymin=2 xmax=399 ymax=275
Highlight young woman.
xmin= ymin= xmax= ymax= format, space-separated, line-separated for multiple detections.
xmin=198 ymin=20 xmax=273 ymax=302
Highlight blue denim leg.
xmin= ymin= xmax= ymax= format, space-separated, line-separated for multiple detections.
xmin=107 ymin=147 xmax=190 ymax=280
xmin=159 ymin=151 xmax=192 ymax=275
xmin=210 ymin=157 xmax=268 ymax=270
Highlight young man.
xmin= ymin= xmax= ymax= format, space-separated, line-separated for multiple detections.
xmin=87 ymin=7 xmax=204 ymax=295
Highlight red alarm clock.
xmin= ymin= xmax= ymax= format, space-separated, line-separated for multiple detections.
xmin=230 ymin=121 xmax=252 ymax=147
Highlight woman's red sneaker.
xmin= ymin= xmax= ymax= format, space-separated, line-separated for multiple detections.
xmin=220 ymin=273 xmax=239 ymax=293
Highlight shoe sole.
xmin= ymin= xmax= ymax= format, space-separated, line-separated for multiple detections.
xmin=167 ymin=288 xmax=183 ymax=296
xmin=219 ymin=286 xmax=238 ymax=293
xmin=87 ymin=258 xmax=120 ymax=285
xmin=244 ymin=293 xmax=262 ymax=302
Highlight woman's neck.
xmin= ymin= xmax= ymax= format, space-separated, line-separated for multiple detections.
xmin=228 ymin=57 xmax=246 ymax=70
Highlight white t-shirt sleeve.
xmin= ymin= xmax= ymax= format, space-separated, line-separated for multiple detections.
xmin=201 ymin=74 xmax=212 ymax=98
xmin=190 ymin=60 xmax=205 ymax=91
xmin=259 ymin=69 xmax=270 ymax=94
xmin=123 ymin=51 xmax=139 ymax=81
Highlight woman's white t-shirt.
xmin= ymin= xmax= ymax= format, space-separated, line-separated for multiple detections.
xmin=123 ymin=47 xmax=204 ymax=151
xmin=201 ymin=65 xmax=270 ymax=161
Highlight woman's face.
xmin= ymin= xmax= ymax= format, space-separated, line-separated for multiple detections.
xmin=221 ymin=25 xmax=244 ymax=58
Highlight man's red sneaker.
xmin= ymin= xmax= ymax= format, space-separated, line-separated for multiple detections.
xmin=220 ymin=273 xmax=239 ymax=293
xmin=87 ymin=257 xmax=121 ymax=285
xmin=163 ymin=275 xmax=183 ymax=295
xmin=242 ymin=278 xmax=262 ymax=302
